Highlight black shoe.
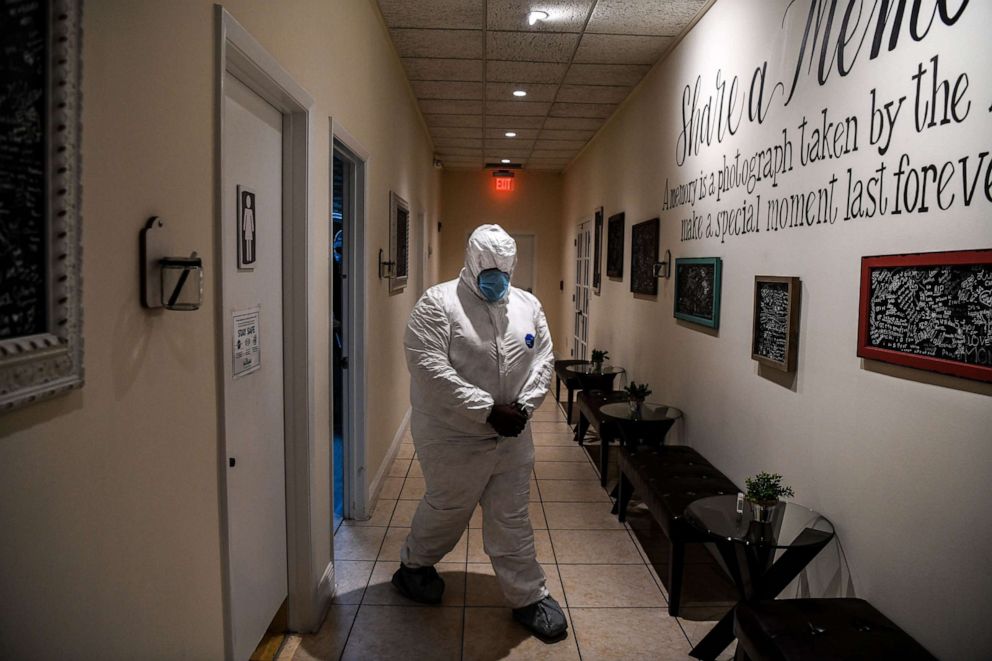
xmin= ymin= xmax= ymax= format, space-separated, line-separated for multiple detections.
xmin=512 ymin=595 xmax=568 ymax=643
xmin=391 ymin=564 xmax=445 ymax=604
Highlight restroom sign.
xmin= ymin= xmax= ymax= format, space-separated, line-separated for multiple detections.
xmin=233 ymin=306 xmax=261 ymax=378
xmin=237 ymin=185 xmax=257 ymax=270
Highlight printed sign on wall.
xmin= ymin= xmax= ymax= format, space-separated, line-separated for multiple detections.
xmin=237 ymin=185 xmax=257 ymax=270
xmin=233 ymin=306 xmax=261 ymax=378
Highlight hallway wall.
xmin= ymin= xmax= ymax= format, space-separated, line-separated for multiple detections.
xmin=0 ymin=1 xmax=438 ymax=658
xmin=440 ymin=170 xmax=566 ymax=347
xmin=558 ymin=1 xmax=992 ymax=658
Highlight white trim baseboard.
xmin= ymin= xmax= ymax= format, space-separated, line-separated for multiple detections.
xmin=366 ymin=408 xmax=411 ymax=513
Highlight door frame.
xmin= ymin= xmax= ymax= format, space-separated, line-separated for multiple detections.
xmin=215 ymin=7 xmax=327 ymax=648
xmin=573 ymin=219 xmax=592 ymax=359
xmin=330 ymin=121 xmax=370 ymax=521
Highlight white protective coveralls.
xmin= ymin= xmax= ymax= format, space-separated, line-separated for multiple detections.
xmin=401 ymin=224 xmax=555 ymax=608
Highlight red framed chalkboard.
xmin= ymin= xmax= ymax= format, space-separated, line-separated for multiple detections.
xmin=857 ymin=249 xmax=992 ymax=382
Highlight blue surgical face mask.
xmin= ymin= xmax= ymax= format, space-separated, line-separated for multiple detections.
xmin=478 ymin=268 xmax=511 ymax=302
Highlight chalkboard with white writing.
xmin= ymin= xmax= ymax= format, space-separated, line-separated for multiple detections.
xmin=752 ymin=276 xmax=800 ymax=371
xmin=0 ymin=0 xmax=49 ymax=339
xmin=858 ymin=251 xmax=992 ymax=383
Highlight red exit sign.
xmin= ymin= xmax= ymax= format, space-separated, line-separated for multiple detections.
xmin=494 ymin=177 xmax=515 ymax=192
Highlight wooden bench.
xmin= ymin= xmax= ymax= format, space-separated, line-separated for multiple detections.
xmin=617 ymin=444 xmax=739 ymax=616
xmin=575 ymin=389 xmax=628 ymax=485
xmin=734 ymin=598 xmax=937 ymax=660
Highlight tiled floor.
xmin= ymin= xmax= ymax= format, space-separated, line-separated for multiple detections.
xmin=279 ymin=398 xmax=735 ymax=661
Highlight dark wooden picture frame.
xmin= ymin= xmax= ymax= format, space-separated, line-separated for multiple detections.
xmin=630 ymin=217 xmax=659 ymax=296
xmin=388 ymin=190 xmax=409 ymax=294
xmin=752 ymin=276 xmax=801 ymax=372
xmin=0 ymin=0 xmax=84 ymax=412
xmin=606 ymin=212 xmax=624 ymax=279
xmin=857 ymin=249 xmax=992 ymax=382
xmin=674 ymin=257 xmax=722 ymax=328
xmin=592 ymin=207 xmax=603 ymax=295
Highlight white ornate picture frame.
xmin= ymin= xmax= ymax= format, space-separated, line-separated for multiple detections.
xmin=0 ymin=0 xmax=84 ymax=412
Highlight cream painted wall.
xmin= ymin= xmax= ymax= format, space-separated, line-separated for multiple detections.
xmin=440 ymin=170 xmax=565 ymax=346
xmin=560 ymin=1 xmax=992 ymax=658
xmin=0 ymin=1 xmax=438 ymax=658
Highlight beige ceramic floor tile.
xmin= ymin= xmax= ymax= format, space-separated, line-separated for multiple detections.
xmin=287 ymin=605 xmax=358 ymax=661
xmin=529 ymin=480 xmax=540 ymax=501
xmin=469 ymin=505 xmax=483 ymax=528
xmin=341 ymin=605 xmax=462 ymax=661
xmin=378 ymin=526 xmax=468 ymax=564
xmin=467 ymin=528 xmax=554 ymax=564
xmin=378 ymin=476 xmax=404 ymax=500
xmin=569 ymin=608 xmax=692 ymax=661
xmin=331 ymin=560 xmax=374 ymax=604
xmin=532 ymin=432 xmax=579 ymax=447
xmin=535 ymin=445 xmax=591 ymax=462
xmin=558 ymin=564 xmax=666 ymax=607
xmin=464 ymin=561 xmax=565 ymax=606
xmin=549 ymin=530 xmax=642 ymax=564
xmin=408 ymin=459 xmax=423 ymax=478
xmin=362 ymin=560 xmax=466 ymax=606
xmin=537 ymin=479 xmax=611 ymax=502
xmin=388 ymin=458 xmax=411 ymax=478
xmin=399 ymin=476 xmax=426 ymax=500
xmin=543 ymin=501 xmax=623 ymax=530
xmin=529 ymin=501 xmax=548 ymax=529
xmin=389 ymin=499 xmax=420 ymax=527
xmin=342 ymin=499 xmax=396 ymax=527
xmin=532 ymin=421 xmax=573 ymax=434
xmin=530 ymin=409 xmax=565 ymax=422
xmin=333 ymin=526 xmax=388 ymax=561
xmin=534 ymin=461 xmax=599 ymax=480
xmin=677 ymin=619 xmax=736 ymax=660
xmin=396 ymin=443 xmax=415 ymax=459
xmin=462 ymin=606 xmax=580 ymax=660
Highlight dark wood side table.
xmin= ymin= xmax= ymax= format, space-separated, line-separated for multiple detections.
xmin=594 ymin=400 xmax=682 ymax=488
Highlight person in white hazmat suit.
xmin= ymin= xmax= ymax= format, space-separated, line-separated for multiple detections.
xmin=393 ymin=224 xmax=567 ymax=642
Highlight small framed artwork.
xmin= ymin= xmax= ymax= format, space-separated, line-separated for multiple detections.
xmin=388 ymin=191 xmax=410 ymax=294
xmin=674 ymin=257 xmax=722 ymax=328
xmin=592 ymin=207 xmax=604 ymax=295
xmin=237 ymin=185 xmax=257 ymax=270
xmin=752 ymin=276 xmax=801 ymax=372
xmin=1 ymin=0 xmax=84 ymax=412
xmin=857 ymin=249 xmax=992 ymax=382
xmin=606 ymin=212 xmax=624 ymax=279
xmin=630 ymin=218 xmax=660 ymax=295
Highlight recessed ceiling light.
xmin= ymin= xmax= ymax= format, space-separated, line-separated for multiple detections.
xmin=528 ymin=10 xmax=549 ymax=26
xmin=501 ymin=159 xmax=511 ymax=164
xmin=513 ymin=90 xmax=527 ymax=97
xmin=505 ymin=131 xmax=517 ymax=137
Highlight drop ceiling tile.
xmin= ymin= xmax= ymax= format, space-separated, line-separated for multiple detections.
xmin=485 ymin=100 xmax=551 ymax=116
xmin=487 ymin=0 xmax=594 ymax=32
xmin=444 ymin=162 xmax=483 ymax=170
xmin=543 ymin=116 xmax=604 ymax=130
xmin=573 ymin=34 xmax=672 ymax=65
xmin=556 ymin=84 xmax=631 ymax=104
xmin=431 ymin=126 xmax=484 ymax=138
xmin=378 ymin=0 xmax=484 ymax=29
xmin=485 ymin=139 xmax=536 ymax=152
xmin=419 ymin=99 xmax=483 ymax=115
xmin=433 ymin=137 xmax=484 ymax=149
xmin=486 ymin=82 xmax=559 ymax=102
xmin=425 ymin=114 xmax=484 ymax=127
xmin=527 ymin=161 xmax=570 ymax=170
xmin=484 ymin=149 xmax=533 ymax=159
xmin=531 ymin=149 xmax=579 ymax=159
xmin=487 ymin=31 xmax=580 ymax=62
xmin=550 ymin=102 xmax=617 ymax=118
xmin=538 ymin=128 xmax=595 ymax=141
xmin=586 ymin=0 xmax=707 ymax=36
xmin=487 ymin=60 xmax=569 ymax=84
xmin=411 ymin=81 xmax=484 ymax=100
xmin=534 ymin=139 xmax=587 ymax=150
xmin=390 ymin=29 xmax=484 ymax=59
xmin=482 ymin=114 xmax=546 ymax=128
xmin=564 ymin=63 xmax=652 ymax=86
xmin=485 ymin=127 xmax=540 ymax=139
xmin=403 ymin=58 xmax=484 ymax=82
xmin=438 ymin=147 xmax=484 ymax=157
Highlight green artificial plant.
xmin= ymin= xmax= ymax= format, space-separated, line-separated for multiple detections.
xmin=625 ymin=381 xmax=652 ymax=402
xmin=744 ymin=472 xmax=795 ymax=504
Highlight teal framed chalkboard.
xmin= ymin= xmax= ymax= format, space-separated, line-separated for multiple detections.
xmin=0 ymin=0 xmax=84 ymax=411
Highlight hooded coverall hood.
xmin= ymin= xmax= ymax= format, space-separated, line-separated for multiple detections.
xmin=460 ymin=224 xmax=517 ymax=300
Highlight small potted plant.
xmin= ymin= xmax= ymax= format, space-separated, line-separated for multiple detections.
xmin=590 ymin=348 xmax=610 ymax=373
xmin=744 ymin=472 xmax=795 ymax=522
xmin=624 ymin=381 xmax=652 ymax=418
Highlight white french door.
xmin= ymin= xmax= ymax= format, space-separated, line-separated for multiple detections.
xmin=573 ymin=221 xmax=592 ymax=359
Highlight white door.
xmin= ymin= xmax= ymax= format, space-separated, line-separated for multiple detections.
xmin=510 ymin=233 xmax=536 ymax=293
xmin=573 ymin=222 xmax=591 ymax=359
xmin=222 ymin=72 xmax=287 ymax=661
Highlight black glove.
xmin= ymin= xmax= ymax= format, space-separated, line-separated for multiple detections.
xmin=487 ymin=404 xmax=527 ymax=437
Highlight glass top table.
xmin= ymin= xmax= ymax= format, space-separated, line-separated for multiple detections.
xmin=566 ymin=364 xmax=626 ymax=376
xmin=685 ymin=495 xmax=834 ymax=549
xmin=600 ymin=401 xmax=682 ymax=423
